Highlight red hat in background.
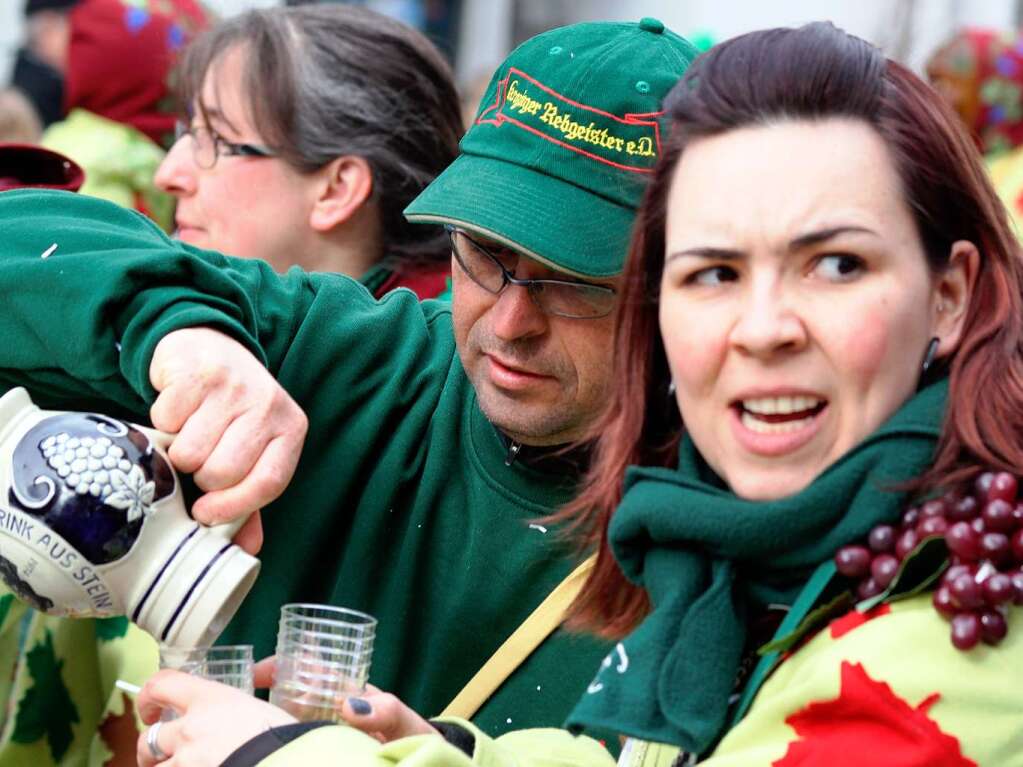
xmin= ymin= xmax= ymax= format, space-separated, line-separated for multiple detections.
xmin=0 ymin=144 xmax=85 ymax=192
xmin=64 ymin=0 xmax=209 ymax=148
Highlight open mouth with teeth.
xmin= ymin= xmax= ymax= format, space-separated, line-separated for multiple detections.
xmin=736 ymin=395 xmax=827 ymax=434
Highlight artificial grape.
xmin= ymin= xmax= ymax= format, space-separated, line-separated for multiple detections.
xmin=920 ymin=499 xmax=947 ymax=518
xmin=947 ymin=495 xmax=978 ymax=523
xmin=835 ymin=546 xmax=872 ymax=578
xmin=932 ymin=585 xmax=956 ymax=618
xmin=1011 ymin=528 xmax=1023 ymax=562
xmin=1009 ymin=570 xmax=1023 ymax=606
xmin=917 ymin=515 xmax=949 ymax=539
xmin=870 ymin=554 xmax=900 ymax=589
xmin=945 ymin=521 xmax=981 ymax=562
xmin=868 ymin=524 xmax=896 ymax=554
xmin=943 ymin=563 xmax=975 ymax=586
xmin=982 ymin=499 xmax=1016 ymax=533
xmin=949 ymin=572 xmax=984 ymax=610
xmin=987 ymin=472 xmax=1018 ymax=504
xmin=1013 ymin=503 xmax=1023 ymax=527
xmin=901 ymin=507 xmax=920 ymax=529
xmin=979 ymin=532 xmax=1011 ymax=566
xmin=970 ymin=516 xmax=987 ymax=536
xmin=951 ymin=611 xmax=982 ymax=650
xmin=975 ymin=471 xmax=995 ymax=498
xmin=980 ymin=609 xmax=1008 ymax=644
xmin=895 ymin=528 xmax=921 ymax=560
xmin=982 ymin=572 xmax=1015 ymax=606
xmin=857 ymin=577 xmax=883 ymax=601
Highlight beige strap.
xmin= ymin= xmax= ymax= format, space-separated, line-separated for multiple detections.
xmin=440 ymin=555 xmax=596 ymax=719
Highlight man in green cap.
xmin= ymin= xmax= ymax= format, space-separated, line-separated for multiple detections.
xmin=0 ymin=18 xmax=696 ymax=758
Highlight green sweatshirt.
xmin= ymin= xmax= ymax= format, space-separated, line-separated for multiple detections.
xmin=0 ymin=190 xmax=612 ymax=741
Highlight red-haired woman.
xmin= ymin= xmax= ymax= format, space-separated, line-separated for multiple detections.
xmin=122 ymin=21 xmax=1023 ymax=767
xmin=558 ymin=20 xmax=1023 ymax=767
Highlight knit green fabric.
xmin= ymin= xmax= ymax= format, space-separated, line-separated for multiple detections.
xmin=567 ymin=379 xmax=947 ymax=754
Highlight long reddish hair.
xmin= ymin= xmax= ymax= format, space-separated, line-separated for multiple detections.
xmin=554 ymin=22 xmax=1023 ymax=639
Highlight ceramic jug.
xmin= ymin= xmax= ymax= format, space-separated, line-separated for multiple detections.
xmin=0 ymin=387 xmax=260 ymax=646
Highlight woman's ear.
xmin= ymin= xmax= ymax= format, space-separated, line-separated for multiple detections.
xmin=308 ymin=155 xmax=374 ymax=233
xmin=933 ymin=240 xmax=980 ymax=358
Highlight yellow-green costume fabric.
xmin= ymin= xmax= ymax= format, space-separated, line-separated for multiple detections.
xmin=0 ymin=588 xmax=156 ymax=764
xmin=42 ymin=108 xmax=175 ymax=233
xmin=244 ymin=593 xmax=1023 ymax=766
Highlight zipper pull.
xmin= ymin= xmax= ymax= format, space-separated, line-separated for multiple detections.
xmin=504 ymin=441 xmax=522 ymax=466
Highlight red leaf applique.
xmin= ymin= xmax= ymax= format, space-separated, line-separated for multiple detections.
xmin=829 ymin=604 xmax=891 ymax=640
xmin=773 ymin=661 xmax=976 ymax=767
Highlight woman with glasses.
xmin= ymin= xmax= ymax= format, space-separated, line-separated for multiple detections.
xmin=155 ymin=4 xmax=462 ymax=299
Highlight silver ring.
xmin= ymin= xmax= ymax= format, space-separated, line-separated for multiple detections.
xmin=146 ymin=720 xmax=169 ymax=761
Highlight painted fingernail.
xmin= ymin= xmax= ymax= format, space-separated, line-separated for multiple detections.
xmin=349 ymin=697 xmax=372 ymax=715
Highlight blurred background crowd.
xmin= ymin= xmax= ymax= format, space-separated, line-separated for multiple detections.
xmin=7 ymin=0 xmax=1023 ymax=239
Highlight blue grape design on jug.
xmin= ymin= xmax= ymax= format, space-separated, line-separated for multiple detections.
xmin=9 ymin=414 xmax=175 ymax=565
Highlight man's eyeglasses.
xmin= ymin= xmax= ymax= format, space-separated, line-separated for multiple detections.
xmin=447 ymin=226 xmax=616 ymax=320
xmin=173 ymin=121 xmax=277 ymax=170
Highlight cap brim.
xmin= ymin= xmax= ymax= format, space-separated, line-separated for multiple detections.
xmin=404 ymin=154 xmax=636 ymax=279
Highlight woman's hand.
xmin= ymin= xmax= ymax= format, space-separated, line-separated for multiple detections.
xmin=338 ymin=687 xmax=438 ymax=743
xmin=254 ymin=656 xmax=436 ymax=743
xmin=136 ymin=670 xmax=297 ymax=767
xmin=149 ymin=327 xmax=309 ymax=553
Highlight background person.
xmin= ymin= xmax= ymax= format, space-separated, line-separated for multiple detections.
xmin=927 ymin=28 xmax=1023 ymax=237
xmin=130 ymin=20 xmax=1023 ymax=767
xmin=37 ymin=0 xmax=208 ymax=231
xmin=0 ymin=16 xmax=697 ymax=754
xmin=156 ymin=5 xmax=463 ymax=298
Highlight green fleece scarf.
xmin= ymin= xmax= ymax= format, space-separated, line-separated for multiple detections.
xmin=567 ymin=379 xmax=947 ymax=754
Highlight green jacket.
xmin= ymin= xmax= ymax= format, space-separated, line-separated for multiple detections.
xmin=0 ymin=190 xmax=611 ymax=751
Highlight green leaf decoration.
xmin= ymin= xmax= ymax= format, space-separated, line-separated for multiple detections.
xmin=758 ymin=590 xmax=853 ymax=656
xmin=94 ymin=616 xmax=129 ymax=643
xmin=856 ymin=535 xmax=948 ymax=612
xmin=12 ymin=631 xmax=80 ymax=761
xmin=0 ymin=594 xmax=14 ymax=629
xmin=757 ymin=536 xmax=949 ymax=658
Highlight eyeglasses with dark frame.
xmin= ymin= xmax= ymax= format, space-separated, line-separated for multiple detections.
xmin=173 ymin=120 xmax=278 ymax=170
xmin=446 ymin=226 xmax=617 ymax=320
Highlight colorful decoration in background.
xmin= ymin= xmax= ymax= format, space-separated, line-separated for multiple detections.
xmin=927 ymin=28 xmax=1023 ymax=157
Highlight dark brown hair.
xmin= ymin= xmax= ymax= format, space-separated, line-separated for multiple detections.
xmin=178 ymin=5 xmax=462 ymax=268
xmin=558 ymin=22 xmax=1023 ymax=638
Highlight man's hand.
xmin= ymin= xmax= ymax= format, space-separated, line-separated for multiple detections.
xmin=150 ymin=328 xmax=308 ymax=553
xmin=136 ymin=670 xmax=297 ymax=767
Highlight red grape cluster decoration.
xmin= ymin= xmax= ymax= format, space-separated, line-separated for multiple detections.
xmin=834 ymin=471 xmax=1023 ymax=651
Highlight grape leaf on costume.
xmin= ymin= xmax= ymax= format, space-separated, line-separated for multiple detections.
xmin=95 ymin=616 xmax=129 ymax=642
xmin=11 ymin=632 xmax=80 ymax=761
xmin=0 ymin=594 xmax=13 ymax=628
xmin=775 ymin=661 xmax=976 ymax=766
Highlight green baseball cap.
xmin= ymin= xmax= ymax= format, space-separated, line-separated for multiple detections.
xmin=404 ymin=18 xmax=698 ymax=278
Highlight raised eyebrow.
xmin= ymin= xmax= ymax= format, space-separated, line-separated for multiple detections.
xmin=787 ymin=225 xmax=877 ymax=252
xmin=665 ymin=246 xmax=743 ymax=264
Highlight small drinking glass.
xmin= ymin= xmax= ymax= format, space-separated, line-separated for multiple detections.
xmin=158 ymin=643 xmax=255 ymax=719
xmin=269 ymin=604 xmax=376 ymax=722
